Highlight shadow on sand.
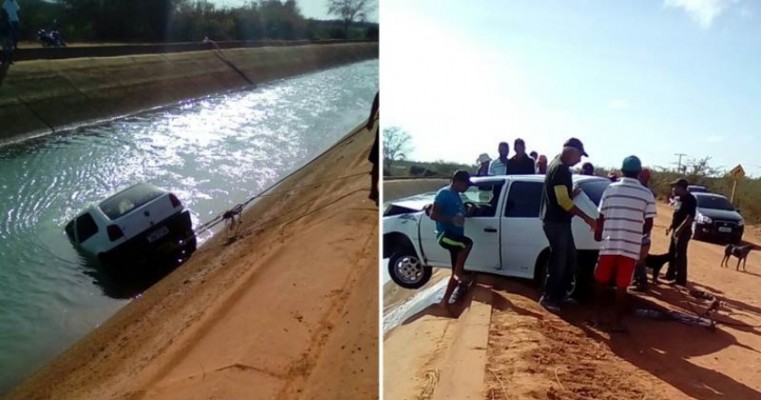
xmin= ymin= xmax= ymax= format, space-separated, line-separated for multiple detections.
xmin=395 ymin=272 xmax=761 ymax=400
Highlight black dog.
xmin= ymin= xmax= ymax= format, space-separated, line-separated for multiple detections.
xmin=722 ymin=244 xmax=753 ymax=271
xmin=644 ymin=253 xmax=672 ymax=283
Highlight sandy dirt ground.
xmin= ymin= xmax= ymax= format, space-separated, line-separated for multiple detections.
xmin=5 ymin=125 xmax=379 ymax=400
xmin=384 ymin=200 xmax=761 ymax=400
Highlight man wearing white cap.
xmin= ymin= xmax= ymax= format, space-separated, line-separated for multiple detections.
xmin=475 ymin=153 xmax=491 ymax=177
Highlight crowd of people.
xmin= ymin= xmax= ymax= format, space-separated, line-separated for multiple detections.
xmin=472 ymin=138 xmax=652 ymax=184
xmin=431 ymin=137 xmax=696 ymax=332
xmin=473 ymin=139 xmax=601 ymax=179
xmin=474 ymin=138 xmax=549 ymax=177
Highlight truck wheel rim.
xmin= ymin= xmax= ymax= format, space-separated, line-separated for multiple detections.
xmin=395 ymin=256 xmax=422 ymax=284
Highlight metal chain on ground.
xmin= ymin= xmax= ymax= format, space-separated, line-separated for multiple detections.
xmin=673 ymin=287 xmax=761 ymax=329
xmin=190 ymin=122 xmax=372 ymax=238
xmin=193 ymin=169 xmax=371 ymax=237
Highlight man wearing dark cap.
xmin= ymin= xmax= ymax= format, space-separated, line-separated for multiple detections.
xmin=506 ymin=138 xmax=536 ymax=175
xmin=429 ymin=170 xmax=475 ymax=314
xmin=539 ymin=138 xmax=597 ymax=313
xmin=665 ymin=178 xmax=696 ymax=286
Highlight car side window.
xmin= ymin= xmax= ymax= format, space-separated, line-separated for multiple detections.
xmin=462 ymin=181 xmax=504 ymax=218
xmin=76 ymin=213 xmax=99 ymax=243
xmin=504 ymin=181 xmax=543 ymax=218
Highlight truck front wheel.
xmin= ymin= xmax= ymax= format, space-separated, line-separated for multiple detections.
xmin=388 ymin=250 xmax=432 ymax=289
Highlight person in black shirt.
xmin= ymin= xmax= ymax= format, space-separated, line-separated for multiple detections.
xmin=581 ymin=162 xmax=595 ymax=176
xmin=539 ymin=138 xmax=597 ymax=313
xmin=665 ymin=178 xmax=696 ymax=286
xmin=366 ymin=91 xmax=379 ymax=205
xmin=506 ymin=138 xmax=536 ymax=175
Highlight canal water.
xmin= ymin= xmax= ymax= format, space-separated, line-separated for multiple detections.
xmin=0 ymin=59 xmax=378 ymax=393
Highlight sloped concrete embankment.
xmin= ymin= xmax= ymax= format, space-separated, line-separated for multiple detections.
xmin=0 ymin=42 xmax=378 ymax=141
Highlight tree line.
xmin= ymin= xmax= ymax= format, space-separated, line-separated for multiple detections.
xmin=17 ymin=0 xmax=377 ymax=43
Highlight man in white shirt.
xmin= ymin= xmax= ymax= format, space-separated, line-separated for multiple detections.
xmin=592 ymin=155 xmax=656 ymax=332
xmin=488 ymin=142 xmax=509 ymax=175
xmin=2 ymin=0 xmax=19 ymax=50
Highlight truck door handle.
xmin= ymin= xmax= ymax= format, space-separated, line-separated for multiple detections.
xmin=484 ymin=228 xmax=497 ymax=233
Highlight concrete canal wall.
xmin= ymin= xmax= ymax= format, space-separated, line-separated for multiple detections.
xmin=0 ymin=41 xmax=378 ymax=141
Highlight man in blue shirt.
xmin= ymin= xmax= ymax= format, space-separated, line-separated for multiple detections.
xmin=429 ymin=170 xmax=474 ymax=314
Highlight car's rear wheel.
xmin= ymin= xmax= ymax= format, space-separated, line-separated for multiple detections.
xmin=388 ymin=250 xmax=431 ymax=289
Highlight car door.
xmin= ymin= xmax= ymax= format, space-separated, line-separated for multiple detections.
xmin=499 ymin=180 xmax=546 ymax=280
xmin=462 ymin=180 xmax=504 ymax=273
xmin=418 ymin=180 xmax=504 ymax=271
xmin=418 ymin=212 xmax=452 ymax=267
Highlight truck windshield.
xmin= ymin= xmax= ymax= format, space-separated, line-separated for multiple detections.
xmin=99 ymin=184 xmax=165 ymax=220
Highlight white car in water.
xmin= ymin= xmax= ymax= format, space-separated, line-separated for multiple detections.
xmin=65 ymin=183 xmax=196 ymax=266
xmin=382 ymin=175 xmax=611 ymax=297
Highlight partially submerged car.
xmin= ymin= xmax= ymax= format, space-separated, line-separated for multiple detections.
xmin=65 ymin=183 xmax=196 ymax=267
xmin=383 ymin=175 xmax=611 ymax=297
xmin=691 ymin=192 xmax=744 ymax=244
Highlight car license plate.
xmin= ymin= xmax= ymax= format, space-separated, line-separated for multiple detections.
xmin=719 ymin=227 xmax=732 ymax=233
xmin=147 ymin=226 xmax=170 ymax=243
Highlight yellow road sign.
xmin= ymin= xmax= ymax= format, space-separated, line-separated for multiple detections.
xmin=730 ymin=164 xmax=745 ymax=180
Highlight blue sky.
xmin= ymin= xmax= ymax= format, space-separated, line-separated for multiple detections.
xmin=381 ymin=0 xmax=761 ymax=177
xmin=211 ymin=0 xmax=378 ymax=22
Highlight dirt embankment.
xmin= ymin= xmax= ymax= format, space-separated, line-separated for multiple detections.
xmin=385 ymin=200 xmax=761 ymax=400
xmin=5 ymin=125 xmax=379 ymax=400
xmin=0 ymin=42 xmax=378 ymax=142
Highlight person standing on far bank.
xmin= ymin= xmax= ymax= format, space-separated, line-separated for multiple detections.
xmin=2 ymin=0 xmax=19 ymax=51
xmin=366 ymin=91 xmax=379 ymax=205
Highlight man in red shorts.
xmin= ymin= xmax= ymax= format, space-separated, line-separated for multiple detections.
xmin=592 ymin=156 xmax=656 ymax=332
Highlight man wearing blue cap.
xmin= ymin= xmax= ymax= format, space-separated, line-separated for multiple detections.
xmin=593 ymin=155 xmax=656 ymax=332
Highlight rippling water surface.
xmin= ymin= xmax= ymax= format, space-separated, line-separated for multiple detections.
xmin=0 ymin=59 xmax=378 ymax=393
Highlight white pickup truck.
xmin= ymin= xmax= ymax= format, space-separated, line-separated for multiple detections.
xmin=383 ymin=175 xmax=611 ymax=297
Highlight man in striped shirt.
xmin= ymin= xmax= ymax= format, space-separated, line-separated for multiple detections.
xmin=593 ymin=156 xmax=656 ymax=332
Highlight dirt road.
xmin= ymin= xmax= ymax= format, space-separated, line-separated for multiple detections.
xmin=384 ymin=201 xmax=761 ymax=400
xmin=6 ymin=125 xmax=378 ymax=400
